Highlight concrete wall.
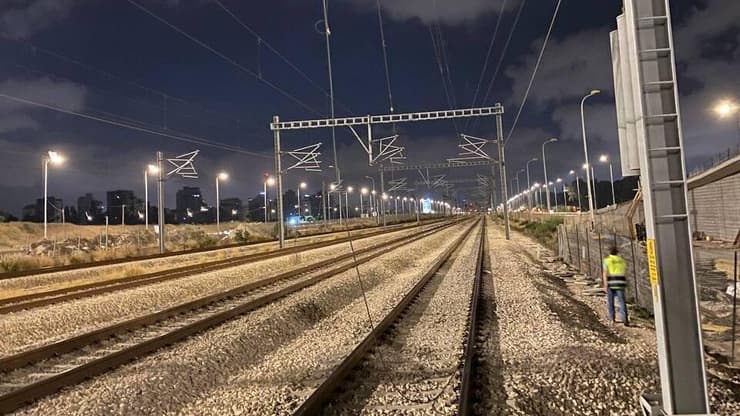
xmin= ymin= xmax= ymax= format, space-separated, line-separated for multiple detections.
xmin=688 ymin=158 xmax=740 ymax=242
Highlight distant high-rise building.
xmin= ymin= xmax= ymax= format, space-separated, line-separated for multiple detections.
xmin=22 ymin=197 xmax=63 ymax=223
xmin=77 ymin=193 xmax=103 ymax=223
xmin=176 ymin=186 xmax=204 ymax=223
xmin=106 ymin=190 xmax=140 ymax=225
xmin=220 ymin=198 xmax=243 ymax=221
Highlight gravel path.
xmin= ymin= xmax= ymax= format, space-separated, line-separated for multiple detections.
xmin=12 ymin=221 xmax=472 ymax=415
xmin=320 ymin=222 xmax=482 ymax=415
xmin=477 ymin=222 xmax=739 ymax=416
xmin=0 ymin=224 xmax=434 ymax=357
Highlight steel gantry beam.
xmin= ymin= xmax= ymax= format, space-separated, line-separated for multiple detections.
xmin=379 ymin=160 xmax=498 ymax=172
xmin=271 ymin=105 xmax=507 ymax=246
xmin=269 ymin=106 xmax=504 ymax=131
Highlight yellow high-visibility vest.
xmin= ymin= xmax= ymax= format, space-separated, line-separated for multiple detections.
xmin=605 ymin=255 xmax=626 ymax=276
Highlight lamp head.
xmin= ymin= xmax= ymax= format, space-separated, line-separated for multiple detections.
xmin=714 ymin=99 xmax=738 ymax=118
xmin=361 ymin=187 xmax=368 ymax=195
xmin=569 ymin=170 xmax=575 ymax=175
xmin=47 ymin=150 xmax=65 ymax=165
xmin=299 ymin=182 xmax=307 ymax=189
xmin=266 ymin=177 xmax=276 ymax=186
xmin=147 ymin=164 xmax=159 ymax=174
xmin=218 ymin=172 xmax=229 ymax=181
xmin=599 ymin=154 xmax=608 ymax=163
xmin=590 ymin=89 xmax=601 ymax=96
xmin=347 ymin=186 xmax=354 ymax=193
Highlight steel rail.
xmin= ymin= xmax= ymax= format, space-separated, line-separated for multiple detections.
xmin=458 ymin=218 xmax=486 ymax=415
xmin=0 ymin=219 xmax=470 ymax=414
xmin=292 ymin=217 xmax=483 ymax=415
xmin=0 ymin=217 xmax=444 ymax=281
xmin=0 ymin=219 xmax=447 ymax=314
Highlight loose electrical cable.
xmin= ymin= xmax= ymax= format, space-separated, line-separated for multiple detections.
xmin=505 ymin=0 xmax=563 ymax=145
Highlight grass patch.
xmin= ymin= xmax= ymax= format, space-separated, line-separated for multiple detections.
xmin=518 ymin=217 xmax=563 ymax=250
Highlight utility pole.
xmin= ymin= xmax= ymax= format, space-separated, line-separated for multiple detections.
xmin=273 ymin=115 xmax=285 ymax=248
xmin=156 ymin=151 xmax=165 ymax=254
xmin=496 ymin=110 xmax=510 ymax=240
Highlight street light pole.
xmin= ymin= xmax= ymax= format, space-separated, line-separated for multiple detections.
xmin=156 ymin=151 xmax=165 ymax=254
xmin=526 ymin=157 xmax=538 ymax=212
xmin=580 ymin=89 xmax=600 ymax=227
xmin=216 ymin=172 xmax=228 ymax=234
xmin=542 ymin=138 xmax=558 ymax=212
xmin=600 ymin=154 xmax=616 ymax=206
xmin=43 ymin=150 xmax=64 ymax=240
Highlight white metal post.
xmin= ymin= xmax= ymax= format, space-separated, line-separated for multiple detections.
xmin=43 ymin=158 xmax=49 ymax=239
xmin=144 ymin=170 xmax=149 ymax=230
xmin=542 ymin=138 xmax=557 ymax=212
xmin=216 ymin=176 xmax=220 ymax=233
xmin=157 ymin=151 xmax=165 ymax=254
xmin=264 ymin=181 xmax=268 ymax=223
xmin=496 ymin=111 xmax=510 ymax=240
xmin=609 ymin=163 xmax=616 ymax=206
xmin=581 ymin=90 xmax=600 ymax=227
xmin=273 ymin=115 xmax=285 ymax=248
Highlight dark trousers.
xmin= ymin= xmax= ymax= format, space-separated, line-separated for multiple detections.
xmin=607 ymin=287 xmax=628 ymax=323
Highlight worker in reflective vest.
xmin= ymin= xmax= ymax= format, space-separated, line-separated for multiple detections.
xmin=603 ymin=246 xmax=629 ymax=325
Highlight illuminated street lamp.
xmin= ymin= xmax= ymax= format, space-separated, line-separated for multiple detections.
xmin=713 ymin=98 xmax=739 ymax=144
xmin=555 ymin=178 xmax=563 ymax=210
xmin=599 ymin=154 xmax=616 ymax=206
xmin=346 ymin=186 xmax=353 ymax=218
xmin=144 ymin=164 xmax=159 ymax=230
xmin=216 ymin=172 xmax=229 ymax=233
xmin=580 ymin=89 xmax=601 ymax=226
xmin=542 ymin=138 xmax=558 ymax=212
xmin=570 ymin=169 xmax=582 ymax=211
xmin=360 ymin=187 xmax=368 ymax=217
xmin=43 ymin=150 xmax=65 ymax=239
xmin=264 ymin=175 xmax=276 ymax=223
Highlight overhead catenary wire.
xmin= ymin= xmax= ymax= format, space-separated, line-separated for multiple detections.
xmin=505 ymin=0 xmax=563 ymax=145
xmin=0 ymin=93 xmax=273 ymax=158
xmin=375 ymin=0 xmax=395 ymax=114
xmin=125 ymin=0 xmax=325 ymax=117
xmin=471 ymin=0 xmax=527 ymax=133
xmin=321 ymin=0 xmax=340 ymax=185
xmin=212 ymin=0 xmax=353 ymax=115
xmin=427 ymin=8 xmax=460 ymax=136
xmin=465 ymin=0 xmax=509 ymax=131
xmin=3 ymin=36 xmax=250 ymax=127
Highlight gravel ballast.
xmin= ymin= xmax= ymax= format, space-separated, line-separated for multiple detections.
xmin=321 ymin=222 xmax=482 ymax=415
xmin=0 ymin=224 xmax=437 ymax=357
xmin=477 ymin=222 xmax=739 ymax=416
xmin=13 ymin=221 xmax=472 ymax=415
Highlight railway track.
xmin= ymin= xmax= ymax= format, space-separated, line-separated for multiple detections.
xmin=0 ymin=218 xmax=471 ymax=414
xmin=293 ymin=218 xmax=486 ymax=415
xmin=0 ymin=218 xmax=444 ymax=282
xmin=0 ymin=219 xmax=448 ymax=314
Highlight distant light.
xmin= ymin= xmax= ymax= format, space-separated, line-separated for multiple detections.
xmin=299 ymin=182 xmax=307 ymax=189
xmin=347 ymin=186 xmax=354 ymax=193
xmin=266 ymin=177 xmax=276 ymax=186
xmin=218 ymin=172 xmax=229 ymax=180
xmin=714 ymin=99 xmax=738 ymax=118
xmin=599 ymin=154 xmax=608 ymax=163
xmin=361 ymin=187 xmax=368 ymax=195
xmin=47 ymin=150 xmax=65 ymax=165
xmin=147 ymin=164 xmax=159 ymax=174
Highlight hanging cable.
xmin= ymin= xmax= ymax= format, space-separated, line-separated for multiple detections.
xmin=0 ymin=93 xmax=273 ymax=158
xmin=505 ymin=0 xmax=563 ymax=145
xmin=4 ymin=36 xmax=251 ymax=126
xmin=212 ymin=0 xmax=352 ymax=115
xmin=471 ymin=0 xmax=527 ymax=133
xmin=321 ymin=0 xmax=341 ymax=187
xmin=465 ymin=0 xmax=509 ymax=130
xmin=428 ymin=24 xmax=459 ymax=135
xmin=126 ymin=0 xmax=324 ymax=117
xmin=375 ymin=0 xmax=394 ymax=114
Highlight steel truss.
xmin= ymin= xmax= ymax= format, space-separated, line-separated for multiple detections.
xmin=271 ymin=105 xmax=508 ymax=247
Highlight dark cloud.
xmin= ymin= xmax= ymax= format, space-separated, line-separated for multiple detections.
xmin=0 ymin=0 xmax=81 ymax=40
xmin=346 ymin=0 xmax=512 ymax=24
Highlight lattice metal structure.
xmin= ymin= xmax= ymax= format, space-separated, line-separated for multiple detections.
xmin=166 ymin=150 xmax=200 ymax=179
xmin=271 ymin=105 xmax=507 ymax=245
xmin=282 ymin=143 xmax=323 ymax=172
xmin=613 ymin=1 xmax=710 ymax=414
xmin=448 ymin=134 xmax=493 ymax=162
xmin=386 ymin=177 xmax=410 ymax=193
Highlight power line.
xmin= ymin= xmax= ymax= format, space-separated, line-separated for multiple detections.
xmin=428 ymin=14 xmax=459 ymax=135
xmin=472 ymin=0 xmax=527 ymax=133
xmin=466 ymin=0 xmax=509 ymax=130
xmin=212 ymin=0 xmax=352 ymax=115
xmin=375 ymin=0 xmax=395 ymax=114
xmin=505 ymin=0 xmax=563 ymax=145
xmin=125 ymin=0 xmax=325 ymax=117
xmin=4 ymin=36 xmax=250 ymax=126
xmin=0 ymin=93 xmax=273 ymax=158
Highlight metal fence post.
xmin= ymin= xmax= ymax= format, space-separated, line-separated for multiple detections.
xmin=576 ymin=223 xmax=582 ymax=272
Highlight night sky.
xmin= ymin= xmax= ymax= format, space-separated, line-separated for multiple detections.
xmin=0 ymin=0 xmax=738 ymax=216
